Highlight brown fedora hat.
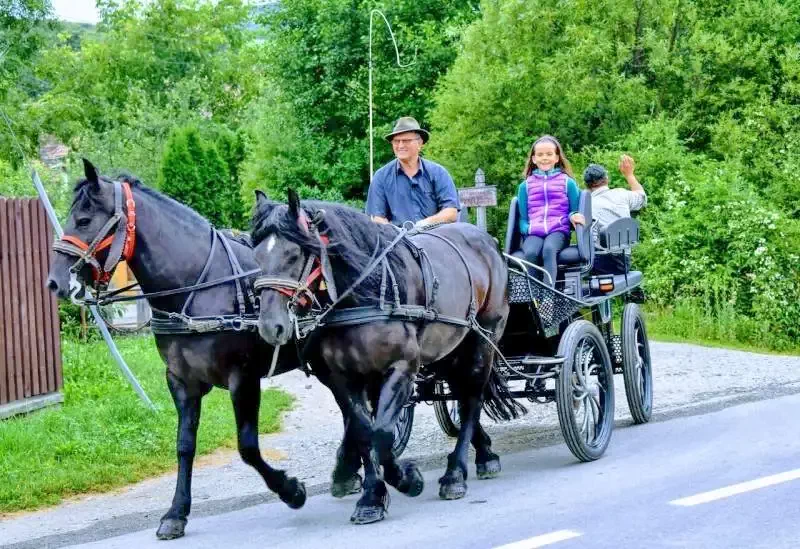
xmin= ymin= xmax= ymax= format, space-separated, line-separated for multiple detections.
xmin=384 ymin=116 xmax=430 ymax=144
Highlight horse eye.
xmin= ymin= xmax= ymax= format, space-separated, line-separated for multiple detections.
xmin=76 ymin=218 xmax=92 ymax=228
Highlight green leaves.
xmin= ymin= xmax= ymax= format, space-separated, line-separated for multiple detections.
xmin=159 ymin=125 xmax=245 ymax=229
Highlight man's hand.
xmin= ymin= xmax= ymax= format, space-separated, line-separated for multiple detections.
xmin=417 ymin=207 xmax=458 ymax=227
xmin=618 ymin=154 xmax=644 ymax=193
xmin=619 ymin=155 xmax=635 ymax=178
xmin=570 ymin=213 xmax=586 ymax=226
xmin=371 ymin=215 xmax=390 ymax=224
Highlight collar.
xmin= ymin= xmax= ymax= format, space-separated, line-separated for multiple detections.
xmin=395 ymin=157 xmax=425 ymax=179
xmin=532 ymin=167 xmax=562 ymax=177
xmin=591 ymin=185 xmax=611 ymax=195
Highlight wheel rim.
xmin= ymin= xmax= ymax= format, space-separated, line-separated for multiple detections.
xmin=448 ymin=400 xmax=460 ymax=430
xmin=392 ymin=405 xmax=413 ymax=455
xmin=435 ymin=381 xmax=461 ymax=431
xmin=634 ymin=317 xmax=652 ymax=412
xmin=570 ymin=337 xmax=609 ymax=448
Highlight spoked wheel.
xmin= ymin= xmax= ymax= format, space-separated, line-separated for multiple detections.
xmin=391 ymin=403 xmax=415 ymax=457
xmin=433 ymin=381 xmax=460 ymax=437
xmin=555 ymin=320 xmax=615 ymax=462
xmin=621 ymin=303 xmax=653 ymax=424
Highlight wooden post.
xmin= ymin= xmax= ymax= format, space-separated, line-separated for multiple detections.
xmin=475 ymin=168 xmax=487 ymax=231
xmin=457 ymin=169 xmax=497 ymax=232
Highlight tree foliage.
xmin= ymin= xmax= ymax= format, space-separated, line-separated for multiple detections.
xmin=427 ymin=0 xmax=800 ymax=347
xmin=159 ymin=125 xmax=245 ymax=229
xmin=247 ymin=0 xmax=480 ymax=199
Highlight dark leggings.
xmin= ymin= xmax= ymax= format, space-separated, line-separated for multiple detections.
xmin=521 ymin=232 xmax=568 ymax=286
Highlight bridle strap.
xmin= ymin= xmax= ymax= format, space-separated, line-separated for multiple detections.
xmin=54 ymin=180 xmax=137 ymax=285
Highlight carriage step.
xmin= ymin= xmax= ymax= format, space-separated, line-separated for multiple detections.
xmin=520 ymin=355 xmax=564 ymax=366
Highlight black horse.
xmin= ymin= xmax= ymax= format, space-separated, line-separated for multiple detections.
xmin=251 ymin=190 xmax=523 ymax=524
xmin=46 ymin=161 xmax=357 ymax=540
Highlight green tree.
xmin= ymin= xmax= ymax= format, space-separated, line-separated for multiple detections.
xmin=159 ymin=125 xmax=244 ymax=229
xmin=249 ymin=0 xmax=480 ymax=200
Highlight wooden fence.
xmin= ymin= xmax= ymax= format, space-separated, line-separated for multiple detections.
xmin=0 ymin=197 xmax=63 ymax=418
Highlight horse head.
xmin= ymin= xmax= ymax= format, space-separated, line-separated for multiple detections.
xmin=47 ymin=159 xmax=137 ymax=300
xmin=251 ymin=189 xmax=326 ymax=346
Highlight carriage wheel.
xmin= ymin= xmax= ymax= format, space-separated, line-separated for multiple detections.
xmin=433 ymin=381 xmax=461 ymax=437
xmin=621 ymin=303 xmax=653 ymax=424
xmin=555 ymin=320 xmax=615 ymax=462
xmin=392 ymin=403 xmax=415 ymax=457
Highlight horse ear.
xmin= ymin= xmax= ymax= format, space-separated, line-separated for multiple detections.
xmin=82 ymin=158 xmax=99 ymax=187
xmin=254 ymin=189 xmax=269 ymax=207
xmin=287 ymin=188 xmax=301 ymax=216
xmin=287 ymin=188 xmax=310 ymax=236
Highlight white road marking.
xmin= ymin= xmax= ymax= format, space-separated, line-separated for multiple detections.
xmin=670 ymin=468 xmax=800 ymax=506
xmin=265 ymin=234 xmax=276 ymax=253
xmin=493 ymin=530 xmax=582 ymax=549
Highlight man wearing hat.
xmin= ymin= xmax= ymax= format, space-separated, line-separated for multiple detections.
xmin=583 ymin=154 xmax=647 ymax=274
xmin=366 ymin=116 xmax=460 ymax=227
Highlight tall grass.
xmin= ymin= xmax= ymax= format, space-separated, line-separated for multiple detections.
xmin=645 ymin=299 xmax=800 ymax=355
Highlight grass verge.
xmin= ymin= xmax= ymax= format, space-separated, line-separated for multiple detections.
xmin=0 ymin=334 xmax=293 ymax=514
xmin=644 ymin=302 xmax=800 ymax=356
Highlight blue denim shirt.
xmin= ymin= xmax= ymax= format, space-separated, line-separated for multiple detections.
xmin=366 ymin=158 xmax=460 ymax=226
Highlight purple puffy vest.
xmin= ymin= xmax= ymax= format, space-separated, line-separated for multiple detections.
xmin=526 ymin=170 xmax=571 ymax=237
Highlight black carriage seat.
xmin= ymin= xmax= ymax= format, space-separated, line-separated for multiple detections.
xmin=503 ymin=190 xmax=594 ymax=273
xmin=593 ymin=217 xmax=643 ymax=291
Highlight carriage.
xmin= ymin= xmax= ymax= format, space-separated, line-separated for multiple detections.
xmin=393 ymin=190 xmax=653 ymax=462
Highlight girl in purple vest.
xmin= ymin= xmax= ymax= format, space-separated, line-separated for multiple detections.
xmin=516 ymin=135 xmax=585 ymax=286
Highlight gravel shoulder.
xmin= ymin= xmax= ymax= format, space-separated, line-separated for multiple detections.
xmin=2 ymin=341 xmax=799 ymax=548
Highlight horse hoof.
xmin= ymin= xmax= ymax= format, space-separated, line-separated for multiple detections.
xmin=350 ymin=490 xmax=390 ymax=525
xmin=438 ymin=470 xmax=467 ymax=500
xmin=439 ymin=482 xmax=467 ymax=500
xmin=281 ymin=478 xmax=307 ymax=509
xmin=331 ymin=473 xmax=362 ymax=498
xmin=156 ymin=518 xmax=187 ymax=540
xmin=476 ymin=458 xmax=501 ymax=480
xmin=400 ymin=463 xmax=424 ymax=498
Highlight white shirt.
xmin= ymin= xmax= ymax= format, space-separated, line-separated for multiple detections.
xmin=591 ymin=186 xmax=647 ymax=229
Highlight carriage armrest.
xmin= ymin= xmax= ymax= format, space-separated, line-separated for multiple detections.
xmin=598 ymin=218 xmax=640 ymax=252
xmin=574 ymin=190 xmax=594 ymax=265
xmin=504 ymin=197 xmax=521 ymax=255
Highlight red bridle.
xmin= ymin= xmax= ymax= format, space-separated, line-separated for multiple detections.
xmin=55 ymin=181 xmax=137 ymax=285
xmin=253 ymin=234 xmax=331 ymax=309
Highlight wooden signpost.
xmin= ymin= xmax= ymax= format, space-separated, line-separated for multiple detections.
xmin=458 ymin=169 xmax=497 ymax=231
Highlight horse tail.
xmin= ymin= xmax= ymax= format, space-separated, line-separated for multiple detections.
xmin=482 ymin=365 xmax=527 ymax=421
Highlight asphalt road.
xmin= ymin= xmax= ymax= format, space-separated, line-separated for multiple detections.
xmin=62 ymin=393 xmax=800 ymax=549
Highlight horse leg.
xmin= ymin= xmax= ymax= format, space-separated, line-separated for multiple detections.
xmin=330 ymin=387 xmax=364 ymax=498
xmin=473 ymin=421 xmax=501 ymax=479
xmin=439 ymin=337 xmax=486 ymax=500
xmin=341 ymin=375 xmax=389 ymax=525
xmin=372 ymin=363 xmax=424 ymax=498
xmin=230 ymin=372 xmax=307 ymax=509
xmin=313 ymin=362 xmax=362 ymax=497
xmin=157 ymin=371 xmax=208 ymax=540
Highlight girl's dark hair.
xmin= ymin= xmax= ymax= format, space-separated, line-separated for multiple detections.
xmin=522 ymin=135 xmax=575 ymax=179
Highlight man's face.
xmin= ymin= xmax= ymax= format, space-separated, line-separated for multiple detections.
xmin=391 ymin=131 xmax=423 ymax=162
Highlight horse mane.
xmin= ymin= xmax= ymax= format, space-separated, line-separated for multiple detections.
xmin=71 ymin=172 xmax=210 ymax=229
xmin=251 ymin=199 xmax=412 ymax=304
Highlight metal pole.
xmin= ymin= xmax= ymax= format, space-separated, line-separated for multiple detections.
xmin=475 ymin=168 xmax=487 ymax=231
xmin=32 ymin=169 xmax=156 ymax=410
